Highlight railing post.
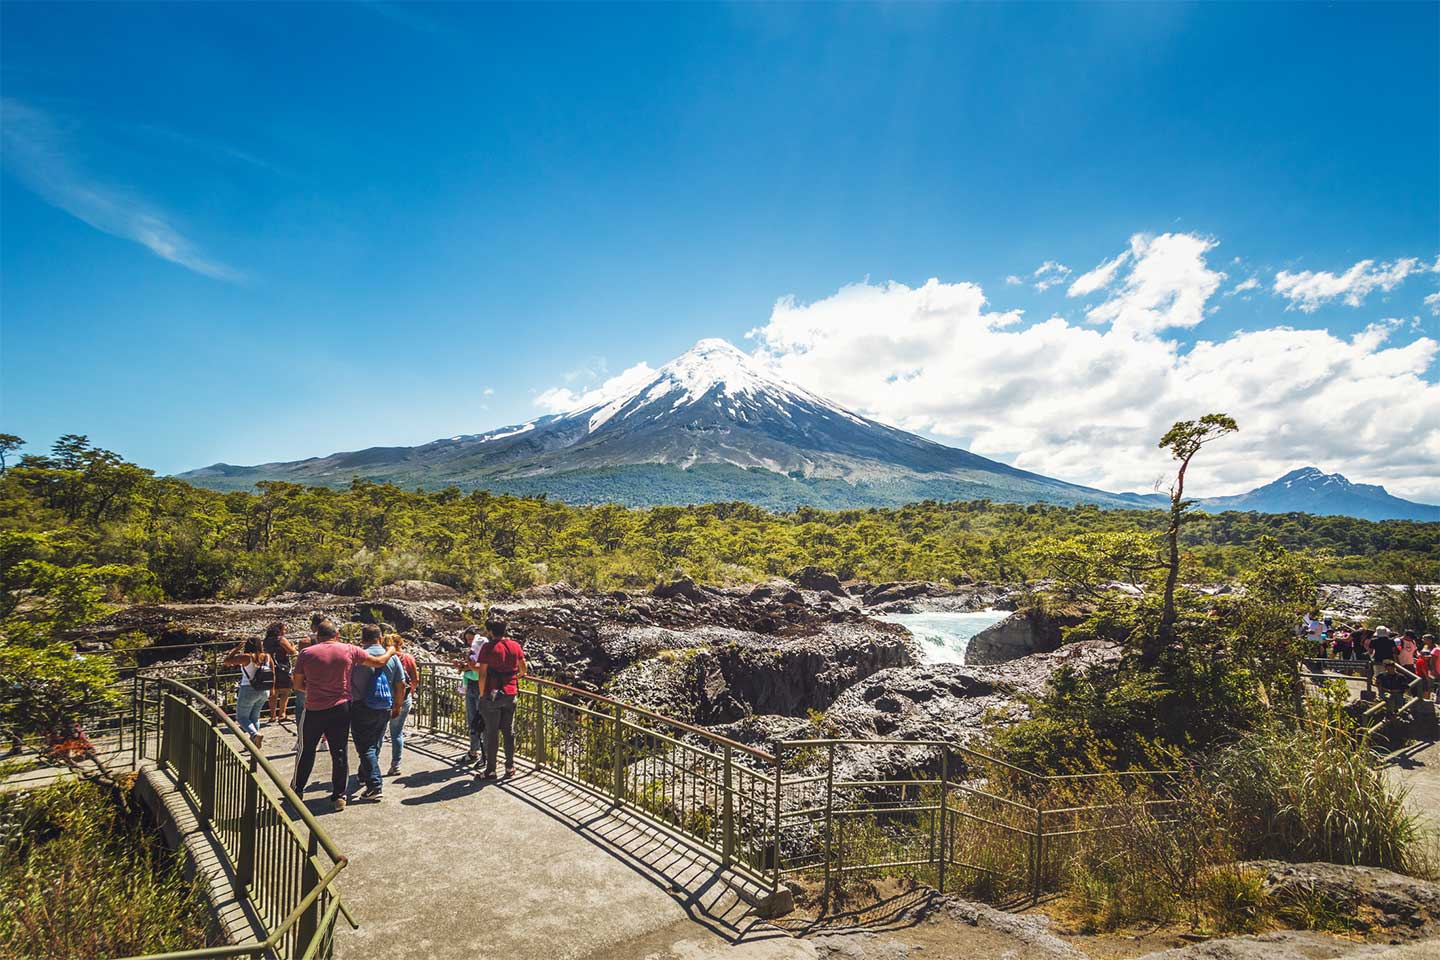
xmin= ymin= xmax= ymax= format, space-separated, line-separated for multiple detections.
xmin=534 ymin=683 xmax=546 ymax=770
xmin=722 ymin=745 xmax=735 ymax=868
xmin=427 ymin=667 xmax=438 ymax=733
xmin=238 ymin=751 xmax=259 ymax=889
xmin=135 ymin=676 xmax=146 ymax=764
xmin=822 ymin=741 xmax=835 ymax=914
xmin=612 ymin=702 xmax=625 ymax=804
xmin=1031 ymin=802 xmax=1044 ymax=904
xmin=772 ymin=743 xmax=783 ymax=897
xmin=159 ymin=694 xmax=172 ymax=768
xmin=937 ymin=746 xmax=949 ymax=895
xmin=298 ymin=831 xmax=321 ymax=952
xmin=200 ymin=709 xmax=218 ymax=821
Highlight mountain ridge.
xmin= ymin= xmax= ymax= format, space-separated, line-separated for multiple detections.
xmin=177 ymin=339 xmax=1439 ymax=521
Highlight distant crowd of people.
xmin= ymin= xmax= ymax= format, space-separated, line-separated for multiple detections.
xmin=1301 ymin=611 xmax=1438 ymax=712
xmin=224 ymin=614 xmax=525 ymax=811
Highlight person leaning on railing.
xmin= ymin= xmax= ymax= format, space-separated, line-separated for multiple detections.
xmin=291 ymin=619 xmax=400 ymax=812
xmin=451 ymin=625 xmax=485 ymax=768
xmin=473 ymin=617 xmax=526 ymax=782
xmin=224 ymin=636 xmax=273 ymax=749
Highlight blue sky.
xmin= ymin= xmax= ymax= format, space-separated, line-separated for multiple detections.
xmin=3 ymin=2 xmax=1437 ymax=499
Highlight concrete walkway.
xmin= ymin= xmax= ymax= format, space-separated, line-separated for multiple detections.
xmin=261 ymin=728 xmax=810 ymax=960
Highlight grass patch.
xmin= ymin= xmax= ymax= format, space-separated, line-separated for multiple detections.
xmin=0 ymin=780 xmax=210 ymax=959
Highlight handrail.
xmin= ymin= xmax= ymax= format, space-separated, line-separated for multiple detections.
xmin=149 ymin=677 xmax=350 ymax=866
xmin=116 ymin=676 xmax=355 ymax=959
xmin=527 ymin=673 xmax=778 ymax=764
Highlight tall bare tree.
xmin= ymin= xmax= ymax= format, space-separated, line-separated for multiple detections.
xmin=1150 ymin=413 xmax=1239 ymax=666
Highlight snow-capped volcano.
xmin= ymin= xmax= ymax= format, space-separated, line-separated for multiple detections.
xmin=571 ymin=338 xmax=866 ymax=435
xmin=177 ymin=338 xmax=1139 ymax=509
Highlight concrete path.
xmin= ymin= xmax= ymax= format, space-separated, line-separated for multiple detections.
xmin=261 ymin=728 xmax=810 ymax=960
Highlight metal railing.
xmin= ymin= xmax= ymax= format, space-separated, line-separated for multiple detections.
xmin=121 ymin=676 xmax=355 ymax=960
xmin=771 ymin=738 xmax=1175 ymax=910
xmin=409 ymin=664 xmax=1173 ymax=912
xmin=411 ymin=667 xmax=782 ymax=888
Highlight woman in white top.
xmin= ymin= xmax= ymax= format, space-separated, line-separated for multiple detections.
xmin=224 ymin=637 xmax=272 ymax=748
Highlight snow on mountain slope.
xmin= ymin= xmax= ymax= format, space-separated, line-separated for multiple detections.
xmin=174 ymin=339 xmax=1152 ymax=509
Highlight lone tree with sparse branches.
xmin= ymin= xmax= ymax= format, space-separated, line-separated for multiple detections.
xmin=1149 ymin=413 xmax=1239 ymax=666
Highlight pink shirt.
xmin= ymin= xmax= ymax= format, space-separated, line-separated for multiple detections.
xmin=295 ymin=642 xmax=369 ymax=711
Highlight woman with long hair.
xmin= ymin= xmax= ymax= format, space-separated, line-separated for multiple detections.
xmin=264 ymin=621 xmax=298 ymax=724
xmin=224 ymin=636 xmax=272 ymax=749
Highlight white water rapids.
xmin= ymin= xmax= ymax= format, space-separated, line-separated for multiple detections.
xmin=878 ymin=610 xmax=1010 ymax=665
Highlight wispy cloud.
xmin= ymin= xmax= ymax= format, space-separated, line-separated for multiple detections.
xmin=1 ymin=98 xmax=243 ymax=282
xmin=1067 ymin=250 xmax=1130 ymax=298
xmin=1032 ymin=260 xmax=1071 ymax=291
xmin=1273 ymin=257 xmax=1426 ymax=313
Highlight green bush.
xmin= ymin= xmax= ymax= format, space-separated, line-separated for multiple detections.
xmin=0 ymin=780 xmax=209 ymax=959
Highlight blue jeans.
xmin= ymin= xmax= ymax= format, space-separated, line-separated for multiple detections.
xmin=464 ymin=684 xmax=484 ymax=756
xmin=388 ymin=697 xmax=411 ymax=768
xmin=350 ymin=704 xmax=390 ymax=793
xmin=236 ymin=684 xmax=267 ymax=738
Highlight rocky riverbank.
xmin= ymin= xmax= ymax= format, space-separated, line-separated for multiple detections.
xmin=76 ymin=573 xmax=1090 ymax=753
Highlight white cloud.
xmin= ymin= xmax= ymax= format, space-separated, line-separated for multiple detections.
xmin=1081 ymin=233 xmax=1225 ymax=336
xmin=1067 ymin=251 xmax=1130 ymax=298
xmin=748 ymin=241 xmax=1440 ymax=503
xmin=1225 ymin=277 xmax=1261 ymax=296
xmin=534 ymin=361 xmax=655 ymax=414
xmin=1425 ymin=292 xmax=1440 ymax=317
xmin=1032 ymin=260 xmax=1071 ymax=291
xmin=0 ymin=98 xmax=242 ymax=282
xmin=1004 ymin=274 xmax=1024 ymax=286
xmin=1274 ymin=257 xmax=1425 ymax=312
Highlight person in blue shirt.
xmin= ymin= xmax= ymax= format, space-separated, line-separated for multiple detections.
xmin=349 ymin=624 xmax=408 ymax=801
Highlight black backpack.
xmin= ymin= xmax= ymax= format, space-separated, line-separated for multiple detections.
xmin=247 ymin=658 xmax=275 ymax=691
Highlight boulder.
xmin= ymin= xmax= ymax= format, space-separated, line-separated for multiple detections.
xmin=790 ymin=566 xmax=848 ymax=595
xmin=652 ymin=577 xmax=709 ymax=604
xmin=1248 ymin=860 xmax=1440 ymax=934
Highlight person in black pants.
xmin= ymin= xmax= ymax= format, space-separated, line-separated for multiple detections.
xmin=292 ymin=620 xmax=398 ymax=811
xmin=474 ymin=617 xmax=527 ymax=781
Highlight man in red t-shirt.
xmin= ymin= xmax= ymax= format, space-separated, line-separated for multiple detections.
xmin=475 ymin=617 xmax=526 ymax=780
xmin=292 ymin=620 xmax=399 ymax=810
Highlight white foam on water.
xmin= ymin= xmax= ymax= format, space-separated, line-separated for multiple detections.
xmin=879 ymin=610 xmax=1010 ymax=665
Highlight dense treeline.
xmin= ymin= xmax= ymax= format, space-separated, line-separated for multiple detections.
xmin=3 ymin=435 xmax=1436 ymax=604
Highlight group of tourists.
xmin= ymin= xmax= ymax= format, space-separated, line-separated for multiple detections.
xmin=225 ymin=615 xmax=524 ymax=812
xmin=1301 ymin=611 xmax=1439 ymax=712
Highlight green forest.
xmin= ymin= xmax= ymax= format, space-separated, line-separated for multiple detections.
xmin=3 ymin=434 xmax=1437 ymax=608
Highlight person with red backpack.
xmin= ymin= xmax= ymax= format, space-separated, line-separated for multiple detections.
xmin=474 ymin=617 xmax=526 ymax=781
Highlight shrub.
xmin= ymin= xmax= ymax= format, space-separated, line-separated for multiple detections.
xmin=0 ymin=780 xmax=209 ymax=959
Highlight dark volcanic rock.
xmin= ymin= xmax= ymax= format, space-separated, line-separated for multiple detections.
xmin=606 ymin=620 xmax=917 ymax=723
xmin=652 ymin=577 xmax=710 ymax=604
xmin=790 ymin=566 xmax=847 ymax=595
xmin=820 ymin=641 xmax=1121 ymax=782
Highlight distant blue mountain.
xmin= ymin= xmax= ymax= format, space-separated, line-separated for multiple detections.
xmin=1193 ymin=467 xmax=1439 ymax=522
